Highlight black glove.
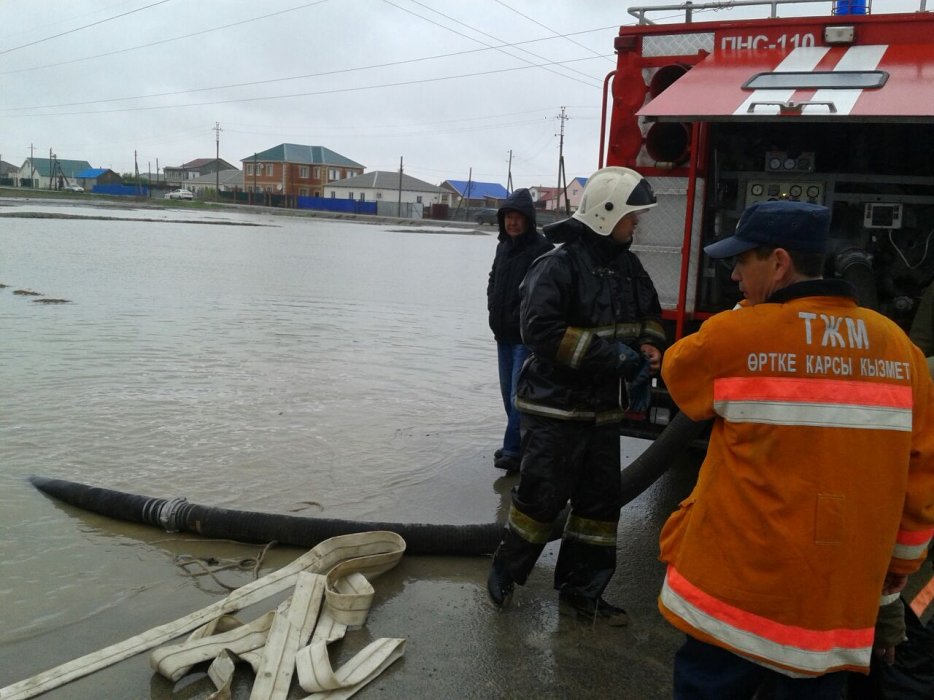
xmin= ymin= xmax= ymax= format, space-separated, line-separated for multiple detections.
xmin=616 ymin=343 xmax=650 ymax=382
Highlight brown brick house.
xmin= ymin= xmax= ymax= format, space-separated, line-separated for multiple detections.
xmin=240 ymin=144 xmax=364 ymax=198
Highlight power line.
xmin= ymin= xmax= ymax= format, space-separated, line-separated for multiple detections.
xmin=224 ymin=118 xmax=547 ymax=143
xmin=494 ymin=0 xmax=614 ymax=64
xmin=383 ymin=0 xmax=595 ymax=87
xmin=224 ymin=107 xmax=569 ymax=133
xmin=0 ymin=0 xmax=332 ymax=75
xmin=4 ymin=55 xmax=604 ymax=118
xmin=0 ymin=0 xmax=172 ymax=56
xmin=402 ymin=0 xmax=604 ymax=84
xmin=1 ymin=35 xmax=612 ymax=112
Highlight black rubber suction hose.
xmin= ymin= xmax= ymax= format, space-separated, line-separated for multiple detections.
xmin=29 ymin=413 xmax=705 ymax=556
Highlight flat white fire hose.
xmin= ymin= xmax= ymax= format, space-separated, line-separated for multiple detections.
xmin=0 ymin=531 xmax=406 ymax=700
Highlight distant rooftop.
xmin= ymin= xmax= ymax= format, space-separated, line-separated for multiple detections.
xmin=74 ymin=168 xmax=113 ymax=179
xmin=443 ymin=180 xmax=508 ymax=199
xmin=328 ymin=171 xmax=440 ymax=192
xmin=22 ymin=157 xmax=93 ymax=178
xmin=242 ymin=144 xmax=364 ymax=169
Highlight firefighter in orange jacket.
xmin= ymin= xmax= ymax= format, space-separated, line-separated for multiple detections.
xmin=658 ymin=200 xmax=934 ymax=699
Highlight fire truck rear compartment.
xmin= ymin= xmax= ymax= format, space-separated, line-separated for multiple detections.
xmin=700 ymin=120 xmax=934 ymax=325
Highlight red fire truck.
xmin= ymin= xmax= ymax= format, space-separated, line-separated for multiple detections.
xmin=603 ymin=0 xmax=934 ymax=440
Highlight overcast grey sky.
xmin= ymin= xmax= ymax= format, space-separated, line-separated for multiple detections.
xmin=0 ymin=0 xmax=925 ymax=187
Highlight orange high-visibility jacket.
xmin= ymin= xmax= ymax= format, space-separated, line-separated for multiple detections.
xmin=659 ymin=281 xmax=934 ymax=676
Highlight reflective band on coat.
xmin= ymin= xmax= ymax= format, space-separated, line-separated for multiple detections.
xmin=514 ymin=397 xmax=623 ymax=424
xmin=713 ymin=377 xmax=913 ymax=431
xmin=564 ymin=514 xmax=617 ymax=547
xmin=557 ymin=327 xmax=592 ymax=368
xmin=893 ymin=529 xmax=934 ymax=561
xmin=661 ymin=566 xmax=873 ymax=674
xmin=641 ymin=319 xmax=667 ymax=347
xmin=555 ymin=322 xmax=660 ymax=369
xmin=507 ymin=505 xmax=552 ymax=544
xmin=909 ymin=574 xmax=934 ymax=619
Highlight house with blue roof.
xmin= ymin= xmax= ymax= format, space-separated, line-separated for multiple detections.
xmin=239 ymin=143 xmax=364 ymax=199
xmin=440 ymin=179 xmax=508 ymax=208
xmin=75 ymin=168 xmax=122 ymax=190
xmin=530 ymin=177 xmax=589 ymax=212
xmin=567 ymin=176 xmax=588 ymax=211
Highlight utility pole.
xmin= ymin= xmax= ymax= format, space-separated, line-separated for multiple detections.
xmin=556 ymin=106 xmax=570 ymax=216
xmin=213 ymin=121 xmax=222 ymax=201
xmin=134 ymin=150 xmax=141 ymax=196
xmin=465 ymin=167 xmax=473 ymax=218
xmin=49 ymin=147 xmax=53 ymax=190
xmin=506 ymin=150 xmax=514 ymax=195
xmin=397 ymin=156 xmax=403 ymax=218
xmin=30 ymin=143 xmax=35 ymax=188
xmin=454 ymin=167 xmax=472 ymax=219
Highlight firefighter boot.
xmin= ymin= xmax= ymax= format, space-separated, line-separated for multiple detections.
xmin=559 ymin=587 xmax=629 ymax=627
xmin=487 ymin=557 xmax=515 ymax=608
xmin=493 ymin=454 xmax=520 ymax=473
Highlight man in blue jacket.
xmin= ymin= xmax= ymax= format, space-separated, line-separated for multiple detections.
xmin=486 ymin=188 xmax=553 ymax=473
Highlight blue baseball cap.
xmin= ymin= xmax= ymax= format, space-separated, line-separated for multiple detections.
xmin=704 ymin=200 xmax=831 ymax=259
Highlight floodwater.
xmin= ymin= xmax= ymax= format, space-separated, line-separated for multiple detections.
xmin=0 ymin=198 xmax=697 ymax=699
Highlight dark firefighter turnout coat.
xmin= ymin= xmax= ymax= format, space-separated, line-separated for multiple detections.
xmin=486 ymin=189 xmax=552 ymax=343
xmin=515 ymin=220 xmax=666 ymax=423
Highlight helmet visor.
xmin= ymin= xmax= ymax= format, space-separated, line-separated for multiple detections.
xmin=626 ymin=178 xmax=656 ymax=208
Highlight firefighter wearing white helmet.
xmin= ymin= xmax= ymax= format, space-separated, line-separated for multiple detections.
xmin=486 ymin=166 xmax=666 ymax=623
xmin=572 ymin=166 xmax=659 ymax=236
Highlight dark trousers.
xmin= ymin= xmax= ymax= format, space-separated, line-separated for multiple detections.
xmin=674 ymin=636 xmax=848 ymax=700
xmin=495 ymin=413 xmax=621 ymax=594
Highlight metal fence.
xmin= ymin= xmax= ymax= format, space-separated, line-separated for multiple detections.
xmin=93 ymin=184 xmax=149 ymax=197
xmin=296 ymin=196 xmax=377 ymax=215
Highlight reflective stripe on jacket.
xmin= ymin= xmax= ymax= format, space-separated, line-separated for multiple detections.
xmin=904 ymin=548 xmax=934 ymax=625
xmin=658 ymin=279 xmax=934 ymax=676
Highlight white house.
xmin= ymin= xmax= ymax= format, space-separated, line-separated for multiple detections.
xmin=185 ymin=169 xmax=243 ymax=194
xmin=325 ymin=171 xmax=442 ymax=217
xmin=17 ymin=157 xmax=92 ymax=189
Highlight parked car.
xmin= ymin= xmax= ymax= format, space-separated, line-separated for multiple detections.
xmin=475 ymin=208 xmax=498 ymax=225
xmin=63 ymin=185 xmax=84 ymax=192
xmin=164 ymin=189 xmax=194 ymax=200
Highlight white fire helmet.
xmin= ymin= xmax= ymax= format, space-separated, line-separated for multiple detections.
xmin=571 ymin=167 xmax=657 ymax=236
